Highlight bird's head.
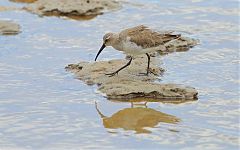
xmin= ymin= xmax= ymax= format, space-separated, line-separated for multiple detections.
xmin=103 ymin=33 xmax=115 ymax=46
xmin=94 ymin=32 xmax=116 ymax=61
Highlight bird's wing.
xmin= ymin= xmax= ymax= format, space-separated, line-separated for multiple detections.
xmin=120 ymin=25 xmax=181 ymax=49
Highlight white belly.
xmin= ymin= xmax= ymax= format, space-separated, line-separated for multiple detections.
xmin=122 ymin=41 xmax=143 ymax=55
xmin=122 ymin=40 xmax=166 ymax=56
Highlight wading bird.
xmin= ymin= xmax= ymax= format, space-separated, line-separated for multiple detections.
xmin=94 ymin=25 xmax=180 ymax=77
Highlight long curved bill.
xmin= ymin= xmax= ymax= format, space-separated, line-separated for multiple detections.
xmin=94 ymin=44 xmax=106 ymax=61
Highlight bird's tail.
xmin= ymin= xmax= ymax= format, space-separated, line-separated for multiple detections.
xmin=162 ymin=33 xmax=181 ymax=43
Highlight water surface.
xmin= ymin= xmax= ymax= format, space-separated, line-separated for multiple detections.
xmin=0 ymin=0 xmax=239 ymax=149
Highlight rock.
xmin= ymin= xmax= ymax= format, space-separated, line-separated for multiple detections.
xmin=66 ymin=33 xmax=198 ymax=101
xmin=164 ymin=36 xmax=200 ymax=53
xmin=99 ymin=81 xmax=198 ymax=100
xmin=66 ymin=57 xmax=164 ymax=85
xmin=9 ymin=0 xmax=37 ymax=3
xmin=66 ymin=57 xmax=198 ymax=101
xmin=143 ymin=35 xmax=199 ymax=57
xmin=0 ymin=6 xmax=18 ymax=12
xmin=24 ymin=0 xmax=121 ymax=19
xmin=0 ymin=20 xmax=20 ymax=35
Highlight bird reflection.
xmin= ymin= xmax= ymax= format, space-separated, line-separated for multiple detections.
xmin=95 ymin=101 xmax=180 ymax=134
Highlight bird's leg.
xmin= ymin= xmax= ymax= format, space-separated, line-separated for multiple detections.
xmin=139 ymin=53 xmax=151 ymax=76
xmin=139 ymin=53 xmax=159 ymax=76
xmin=146 ymin=53 xmax=151 ymax=75
xmin=105 ymin=57 xmax=132 ymax=77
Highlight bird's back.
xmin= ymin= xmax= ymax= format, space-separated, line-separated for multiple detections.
xmin=119 ymin=25 xmax=180 ymax=49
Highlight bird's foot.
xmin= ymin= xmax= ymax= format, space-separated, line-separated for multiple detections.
xmin=149 ymin=69 xmax=159 ymax=76
xmin=138 ymin=69 xmax=159 ymax=76
xmin=105 ymin=71 xmax=118 ymax=77
xmin=138 ymin=72 xmax=149 ymax=76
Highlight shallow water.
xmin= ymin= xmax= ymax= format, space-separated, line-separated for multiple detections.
xmin=0 ymin=0 xmax=239 ymax=149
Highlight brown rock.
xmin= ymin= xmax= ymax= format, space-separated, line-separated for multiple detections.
xmin=0 ymin=20 xmax=20 ymax=35
xmin=66 ymin=32 xmax=198 ymax=101
xmin=24 ymin=0 xmax=121 ymax=19
xmin=66 ymin=56 xmax=198 ymax=101
xmin=0 ymin=6 xmax=18 ymax=11
xmin=9 ymin=0 xmax=37 ymax=3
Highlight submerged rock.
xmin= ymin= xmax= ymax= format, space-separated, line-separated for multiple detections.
xmin=24 ymin=0 xmax=121 ymax=19
xmin=0 ymin=20 xmax=20 ymax=35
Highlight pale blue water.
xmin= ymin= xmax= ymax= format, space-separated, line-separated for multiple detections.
xmin=0 ymin=0 xmax=239 ymax=149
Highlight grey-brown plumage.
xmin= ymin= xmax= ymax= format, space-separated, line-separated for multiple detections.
xmin=119 ymin=25 xmax=181 ymax=49
xmin=94 ymin=25 xmax=181 ymax=77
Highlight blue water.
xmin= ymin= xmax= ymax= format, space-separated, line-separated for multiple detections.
xmin=0 ymin=0 xmax=239 ymax=149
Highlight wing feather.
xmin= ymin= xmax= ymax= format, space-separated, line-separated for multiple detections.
xmin=120 ymin=25 xmax=180 ymax=49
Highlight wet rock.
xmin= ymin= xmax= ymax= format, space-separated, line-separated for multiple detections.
xmin=164 ymin=36 xmax=199 ymax=53
xmin=9 ymin=0 xmax=37 ymax=3
xmin=66 ymin=57 xmax=163 ymax=85
xmin=149 ymin=35 xmax=200 ymax=57
xmin=99 ymin=81 xmax=198 ymax=100
xmin=66 ymin=57 xmax=198 ymax=101
xmin=0 ymin=6 xmax=18 ymax=11
xmin=66 ymin=33 xmax=199 ymax=101
xmin=0 ymin=20 xmax=20 ymax=35
xmin=24 ymin=0 xmax=121 ymax=19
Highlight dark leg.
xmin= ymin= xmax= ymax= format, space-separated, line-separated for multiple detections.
xmin=146 ymin=53 xmax=150 ymax=75
xmin=105 ymin=57 xmax=132 ymax=77
xmin=139 ymin=53 xmax=151 ymax=76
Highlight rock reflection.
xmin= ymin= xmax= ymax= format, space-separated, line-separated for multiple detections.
xmin=111 ymin=97 xmax=197 ymax=104
xmin=95 ymin=101 xmax=180 ymax=134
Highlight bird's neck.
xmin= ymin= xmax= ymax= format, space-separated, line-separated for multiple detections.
xmin=111 ymin=33 xmax=123 ymax=51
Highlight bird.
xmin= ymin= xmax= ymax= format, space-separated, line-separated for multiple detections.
xmin=94 ymin=25 xmax=181 ymax=77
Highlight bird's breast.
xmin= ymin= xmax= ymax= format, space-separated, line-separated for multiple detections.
xmin=122 ymin=40 xmax=143 ymax=55
xmin=112 ymin=43 xmax=123 ymax=52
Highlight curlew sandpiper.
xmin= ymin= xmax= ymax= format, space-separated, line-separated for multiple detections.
xmin=94 ymin=25 xmax=180 ymax=77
